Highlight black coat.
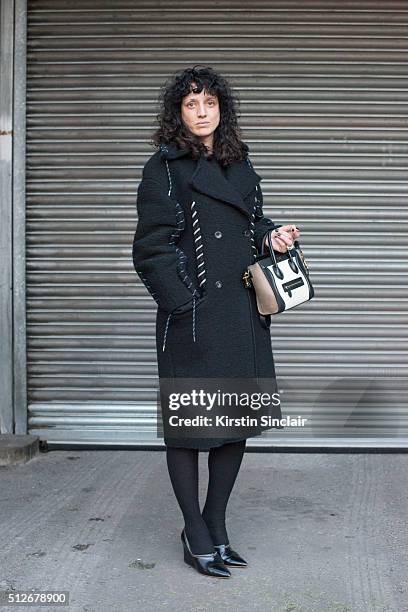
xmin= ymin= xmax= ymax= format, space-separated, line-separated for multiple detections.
xmin=132 ymin=142 xmax=283 ymax=449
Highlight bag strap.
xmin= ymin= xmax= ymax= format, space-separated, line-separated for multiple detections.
xmin=261 ymin=229 xmax=300 ymax=266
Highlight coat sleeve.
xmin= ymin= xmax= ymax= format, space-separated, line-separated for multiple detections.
xmin=132 ymin=175 xmax=202 ymax=315
xmin=252 ymin=183 xmax=281 ymax=254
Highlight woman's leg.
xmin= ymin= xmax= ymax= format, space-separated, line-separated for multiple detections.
xmin=201 ymin=439 xmax=247 ymax=545
xmin=165 ymin=446 xmax=214 ymax=555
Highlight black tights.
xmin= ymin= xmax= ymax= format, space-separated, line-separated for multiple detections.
xmin=165 ymin=439 xmax=246 ymax=555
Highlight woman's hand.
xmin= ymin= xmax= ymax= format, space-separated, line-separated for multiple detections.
xmin=270 ymin=224 xmax=301 ymax=253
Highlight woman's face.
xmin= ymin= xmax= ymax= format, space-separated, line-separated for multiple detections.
xmin=181 ymin=83 xmax=220 ymax=142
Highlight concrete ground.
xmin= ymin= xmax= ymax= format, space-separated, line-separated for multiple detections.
xmin=0 ymin=449 xmax=407 ymax=612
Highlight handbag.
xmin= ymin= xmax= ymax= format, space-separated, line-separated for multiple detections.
xmin=242 ymin=228 xmax=314 ymax=326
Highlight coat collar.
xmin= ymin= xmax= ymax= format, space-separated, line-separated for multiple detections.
xmin=159 ymin=142 xmax=262 ymax=218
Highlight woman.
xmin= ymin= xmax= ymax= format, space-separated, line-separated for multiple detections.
xmin=132 ymin=65 xmax=300 ymax=578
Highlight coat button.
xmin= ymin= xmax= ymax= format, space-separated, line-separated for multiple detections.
xmin=214 ymin=230 xmax=222 ymax=239
xmin=215 ymin=280 xmax=222 ymax=288
xmin=243 ymin=229 xmax=251 ymax=237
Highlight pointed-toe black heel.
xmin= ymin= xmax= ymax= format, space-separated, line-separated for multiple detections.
xmin=213 ymin=543 xmax=248 ymax=568
xmin=181 ymin=529 xmax=231 ymax=578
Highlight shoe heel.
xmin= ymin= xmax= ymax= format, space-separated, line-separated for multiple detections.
xmin=183 ymin=544 xmax=194 ymax=567
xmin=181 ymin=530 xmax=194 ymax=567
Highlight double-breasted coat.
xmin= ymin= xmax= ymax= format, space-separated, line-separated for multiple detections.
xmin=132 ymin=142 xmax=283 ymax=449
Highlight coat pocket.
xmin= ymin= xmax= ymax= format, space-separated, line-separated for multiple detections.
xmin=161 ymin=292 xmax=208 ymax=352
xmin=170 ymin=291 xmax=207 ymax=319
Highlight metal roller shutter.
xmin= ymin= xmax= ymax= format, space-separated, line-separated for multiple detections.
xmin=26 ymin=0 xmax=408 ymax=447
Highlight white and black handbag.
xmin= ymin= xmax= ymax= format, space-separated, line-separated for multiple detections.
xmin=242 ymin=229 xmax=314 ymax=325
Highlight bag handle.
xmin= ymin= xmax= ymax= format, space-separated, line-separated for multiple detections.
xmin=261 ymin=229 xmax=299 ymax=264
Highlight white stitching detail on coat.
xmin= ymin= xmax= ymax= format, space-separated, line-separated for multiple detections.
xmin=191 ymin=200 xmax=207 ymax=288
xmin=162 ymin=312 xmax=171 ymax=352
xmin=165 ymin=160 xmax=201 ymax=298
xmin=136 ymin=269 xmax=159 ymax=302
xmin=169 ymin=201 xmax=201 ymax=297
xmin=165 ymin=156 xmax=172 ymax=196
xmin=246 ymin=157 xmax=262 ymax=262
xmin=162 ymin=158 xmax=201 ymax=351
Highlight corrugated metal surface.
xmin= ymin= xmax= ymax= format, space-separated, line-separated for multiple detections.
xmin=26 ymin=0 xmax=408 ymax=446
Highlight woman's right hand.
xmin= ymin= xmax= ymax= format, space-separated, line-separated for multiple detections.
xmin=270 ymin=224 xmax=300 ymax=253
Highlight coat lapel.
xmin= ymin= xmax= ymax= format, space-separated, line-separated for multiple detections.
xmin=159 ymin=142 xmax=262 ymax=218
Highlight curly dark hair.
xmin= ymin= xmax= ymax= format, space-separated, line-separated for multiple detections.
xmin=151 ymin=65 xmax=248 ymax=166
